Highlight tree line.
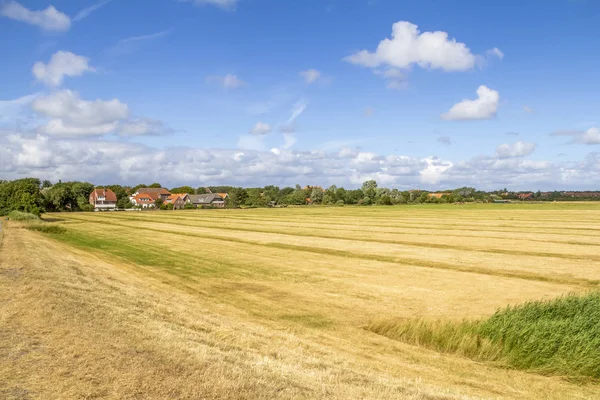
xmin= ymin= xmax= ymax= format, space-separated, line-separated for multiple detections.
xmin=1 ymin=177 xmax=599 ymax=216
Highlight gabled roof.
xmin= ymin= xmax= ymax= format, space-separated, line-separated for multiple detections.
xmin=166 ymin=194 xmax=187 ymax=203
xmin=136 ymin=187 xmax=171 ymax=195
xmin=188 ymin=193 xmax=223 ymax=204
xmin=135 ymin=193 xmax=156 ymax=203
xmin=91 ymin=188 xmax=117 ymax=202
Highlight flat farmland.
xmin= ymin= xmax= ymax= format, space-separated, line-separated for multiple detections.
xmin=2 ymin=204 xmax=600 ymax=399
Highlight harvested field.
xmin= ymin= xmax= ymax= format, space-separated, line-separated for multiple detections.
xmin=2 ymin=203 xmax=600 ymax=399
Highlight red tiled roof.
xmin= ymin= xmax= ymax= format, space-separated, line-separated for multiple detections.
xmin=92 ymin=188 xmax=117 ymax=202
xmin=135 ymin=194 xmax=156 ymax=203
xmin=137 ymin=188 xmax=171 ymax=195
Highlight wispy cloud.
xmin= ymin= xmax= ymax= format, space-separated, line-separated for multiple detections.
xmin=107 ymin=30 xmax=171 ymax=56
xmin=73 ymin=0 xmax=112 ymax=22
xmin=206 ymin=74 xmax=246 ymax=89
xmin=279 ymin=101 xmax=307 ymax=133
xmin=183 ymin=0 xmax=239 ymax=11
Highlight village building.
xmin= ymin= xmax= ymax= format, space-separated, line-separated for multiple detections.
xmin=89 ymin=188 xmax=117 ymax=211
xmin=132 ymin=193 xmax=157 ymax=209
xmin=134 ymin=188 xmax=171 ymax=201
xmin=188 ymin=193 xmax=226 ymax=208
xmin=165 ymin=194 xmax=188 ymax=209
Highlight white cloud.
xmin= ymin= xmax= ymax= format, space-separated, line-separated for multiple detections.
xmin=495 ymin=141 xmax=537 ymax=158
xmin=32 ymin=51 xmax=95 ymax=87
xmin=31 ymin=90 xmax=129 ymax=137
xmin=487 ymin=47 xmax=504 ymax=60
xmin=523 ymin=105 xmax=534 ymax=113
xmin=2 ymin=133 xmax=600 ymax=190
xmin=345 ymin=21 xmax=486 ymax=71
xmin=300 ymin=69 xmax=321 ymax=84
xmin=0 ymin=1 xmax=70 ymax=31
xmin=207 ymin=74 xmax=246 ymax=89
xmin=441 ymin=85 xmax=499 ymax=121
xmin=27 ymin=90 xmax=171 ymax=138
xmin=420 ymin=157 xmax=453 ymax=184
xmin=345 ymin=21 xmax=501 ymax=88
xmin=581 ymin=127 xmax=600 ymax=144
xmin=249 ymin=122 xmax=272 ymax=135
xmin=551 ymin=127 xmax=600 ymax=145
xmin=73 ymin=0 xmax=112 ymax=22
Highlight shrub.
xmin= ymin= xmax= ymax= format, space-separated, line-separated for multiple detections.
xmin=8 ymin=211 xmax=40 ymax=221
xmin=24 ymin=224 xmax=66 ymax=234
xmin=369 ymin=291 xmax=600 ymax=379
xmin=335 ymin=200 xmax=345 ymax=206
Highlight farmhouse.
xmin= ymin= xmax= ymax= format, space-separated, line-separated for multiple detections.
xmin=188 ymin=193 xmax=226 ymax=208
xmin=166 ymin=193 xmax=188 ymax=209
xmin=89 ymin=188 xmax=117 ymax=211
xmin=134 ymin=187 xmax=171 ymax=201
xmin=132 ymin=193 xmax=156 ymax=208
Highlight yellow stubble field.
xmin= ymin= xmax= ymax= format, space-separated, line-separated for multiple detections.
xmin=2 ymin=203 xmax=600 ymax=399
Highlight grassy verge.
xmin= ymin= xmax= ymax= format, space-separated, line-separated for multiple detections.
xmin=369 ymin=292 xmax=600 ymax=380
xmin=8 ymin=211 xmax=40 ymax=221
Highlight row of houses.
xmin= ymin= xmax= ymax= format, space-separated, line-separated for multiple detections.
xmin=89 ymin=187 xmax=228 ymax=211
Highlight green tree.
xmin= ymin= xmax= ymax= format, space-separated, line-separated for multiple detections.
xmin=117 ymin=197 xmax=133 ymax=209
xmin=228 ymin=187 xmax=248 ymax=208
xmin=149 ymin=183 xmax=162 ymax=188
xmin=171 ymin=186 xmax=195 ymax=194
xmin=310 ymin=188 xmax=324 ymax=204
xmin=155 ymin=197 xmax=164 ymax=208
xmin=0 ymin=178 xmax=43 ymax=215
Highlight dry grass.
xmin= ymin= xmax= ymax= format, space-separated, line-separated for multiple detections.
xmin=2 ymin=204 xmax=600 ymax=399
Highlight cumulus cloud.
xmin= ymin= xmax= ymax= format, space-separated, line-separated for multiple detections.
xmin=31 ymin=90 xmax=129 ymax=136
xmin=2 ymin=133 xmax=600 ymax=190
xmin=345 ymin=21 xmax=500 ymax=72
xmin=441 ymin=85 xmax=499 ymax=121
xmin=0 ymin=1 xmax=70 ymax=31
xmin=28 ymin=90 xmax=172 ymax=137
xmin=249 ymin=122 xmax=272 ymax=135
xmin=32 ymin=51 xmax=95 ymax=87
xmin=299 ymin=69 xmax=321 ymax=84
xmin=207 ymin=74 xmax=246 ymax=89
xmin=495 ymin=141 xmax=537 ymax=158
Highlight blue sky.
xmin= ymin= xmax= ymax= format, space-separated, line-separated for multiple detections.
xmin=1 ymin=0 xmax=599 ymax=189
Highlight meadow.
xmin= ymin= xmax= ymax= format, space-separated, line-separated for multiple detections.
xmin=2 ymin=203 xmax=600 ymax=399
